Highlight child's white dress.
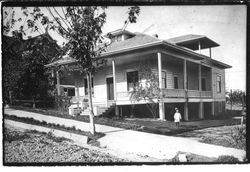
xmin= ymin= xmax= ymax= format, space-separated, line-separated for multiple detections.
xmin=174 ymin=112 xmax=182 ymax=122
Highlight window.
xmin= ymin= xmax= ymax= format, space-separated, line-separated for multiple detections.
xmin=63 ymin=87 xmax=75 ymax=96
xmin=117 ymin=35 xmax=122 ymax=41
xmin=216 ymin=75 xmax=221 ymax=93
xmin=84 ymin=77 xmax=94 ymax=95
xmin=201 ymin=78 xmax=206 ymax=91
xmin=174 ymin=76 xmax=178 ymax=89
xmin=127 ymin=71 xmax=139 ymax=91
xmin=111 ymin=35 xmax=122 ymax=43
xmin=162 ymin=71 xmax=167 ymax=88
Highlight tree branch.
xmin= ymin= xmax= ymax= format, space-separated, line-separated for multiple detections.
xmin=46 ymin=7 xmax=70 ymax=37
xmin=53 ymin=7 xmax=72 ymax=30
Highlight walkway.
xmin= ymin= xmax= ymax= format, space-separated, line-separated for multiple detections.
xmin=4 ymin=108 xmax=246 ymax=161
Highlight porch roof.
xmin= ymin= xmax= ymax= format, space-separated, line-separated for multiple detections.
xmin=166 ymin=34 xmax=220 ymax=50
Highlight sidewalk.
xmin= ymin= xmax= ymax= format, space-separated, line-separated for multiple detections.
xmin=4 ymin=108 xmax=246 ymax=161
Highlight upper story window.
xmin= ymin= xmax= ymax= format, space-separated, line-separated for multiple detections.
xmin=216 ymin=75 xmax=221 ymax=93
xmin=162 ymin=71 xmax=167 ymax=88
xmin=174 ymin=76 xmax=179 ymax=89
xmin=111 ymin=35 xmax=122 ymax=43
xmin=127 ymin=71 xmax=139 ymax=91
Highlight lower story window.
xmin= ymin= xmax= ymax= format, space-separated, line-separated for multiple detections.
xmin=127 ymin=71 xmax=139 ymax=91
xmin=162 ymin=71 xmax=167 ymax=88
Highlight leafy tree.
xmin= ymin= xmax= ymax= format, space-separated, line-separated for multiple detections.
xmin=130 ymin=64 xmax=161 ymax=118
xmin=226 ymin=89 xmax=246 ymax=111
xmin=3 ymin=6 xmax=140 ymax=135
xmin=2 ymin=36 xmax=26 ymax=105
xmin=3 ymin=7 xmax=61 ymax=107
xmin=2 ymin=33 xmax=61 ymax=107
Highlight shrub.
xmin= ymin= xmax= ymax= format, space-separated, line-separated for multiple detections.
xmin=230 ymin=125 xmax=246 ymax=150
xmin=215 ymin=155 xmax=239 ymax=163
xmin=71 ymin=126 xmax=76 ymax=131
xmin=41 ymin=120 xmax=47 ymax=125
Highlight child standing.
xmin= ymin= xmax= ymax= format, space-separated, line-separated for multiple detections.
xmin=174 ymin=107 xmax=182 ymax=127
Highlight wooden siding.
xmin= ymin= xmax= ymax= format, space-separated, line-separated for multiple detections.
xmin=201 ymin=66 xmax=212 ymax=91
xmin=212 ymin=67 xmax=226 ymax=100
xmin=66 ymin=55 xmax=225 ymax=106
xmin=162 ymin=60 xmax=184 ymax=89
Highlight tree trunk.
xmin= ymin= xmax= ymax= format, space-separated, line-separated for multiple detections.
xmin=87 ymin=72 xmax=95 ymax=135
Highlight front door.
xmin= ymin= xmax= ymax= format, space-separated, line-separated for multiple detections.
xmin=106 ymin=77 xmax=114 ymax=100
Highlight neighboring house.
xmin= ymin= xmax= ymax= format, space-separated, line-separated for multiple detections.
xmin=46 ymin=29 xmax=231 ymax=121
xmin=3 ymin=32 xmax=61 ymax=104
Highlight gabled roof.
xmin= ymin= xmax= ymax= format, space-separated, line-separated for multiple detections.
xmin=167 ymin=34 xmax=220 ymax=50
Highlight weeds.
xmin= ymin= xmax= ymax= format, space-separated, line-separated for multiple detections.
xmin=4 ymin=128 xmax=30 ymax=142
xmin=215 ymin=155 xmax=239 ymax=163
xmin=230 ymin=125 xmax=246 ymax=150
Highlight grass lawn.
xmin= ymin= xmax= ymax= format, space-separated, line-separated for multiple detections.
xmin=9 ymin=105 xmax=242 ymax=136
xmin=7 ymin=106 xmax=245 ymax=150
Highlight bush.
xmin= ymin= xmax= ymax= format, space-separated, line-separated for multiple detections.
xmin=215 ymin=155 xmax=239 ymax=163
xmin=230 ymin=125 xmax=246 ymax=150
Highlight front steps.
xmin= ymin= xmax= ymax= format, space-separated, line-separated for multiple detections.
xmin=80 ymin=103 xmax=115 ymax=116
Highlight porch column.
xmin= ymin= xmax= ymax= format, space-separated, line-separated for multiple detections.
xmin=199 ymin=102 xmax=204 ymax=119
xmin=210 ymin=68 xmax=215 ymax=116
xmin=183 ymin=59 xmax=188 ymax=121
xmin=198 ymin=64 xmax=202 ymax=91
xmin=112 ymin=59 xmax=117 ymax=101
xmin=198 ymin=41 xmax=201 ymax=54
xmin=158 ymin=52 xmax=165 ymax=120
xmin=112 ymin=59 xmax=119 ymax=116
xmin=56 ymin=71 xmax=61 ymax=96
xmin=211 ymin=101 xmax=215 ymax=116
xmin=209 ymin=48 xmax=212 ymax=58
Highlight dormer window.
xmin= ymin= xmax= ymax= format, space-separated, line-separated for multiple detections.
xmin=106 ymin=29 xmax=136 ymax=43
xmin=111 ymin=35 xmax=122 ymax=43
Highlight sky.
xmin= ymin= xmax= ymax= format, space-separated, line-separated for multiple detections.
xmin=102 ymin=6 xmax=246 ymax=91
xmin=5 ymin=5 xmax=246 ymax=91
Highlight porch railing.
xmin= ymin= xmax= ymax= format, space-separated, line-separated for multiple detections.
xmin=162 ymin=89 xmax=185 ymax=98
xmin=200 ymin=91 xmax=212 ymax=97
xmin=116 ymin=89 xmax=212 ymax=100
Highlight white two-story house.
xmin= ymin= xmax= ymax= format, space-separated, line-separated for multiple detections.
xmin=46 ymin=29 xmax=231 ymax=121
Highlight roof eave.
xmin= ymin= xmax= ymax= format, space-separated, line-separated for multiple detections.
xmin=211 ymin=59 xmax=232 ymax=69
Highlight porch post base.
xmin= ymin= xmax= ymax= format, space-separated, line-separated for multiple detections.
xmin=115 ymin=105 xmax=119 ymax=116
xmin=159 ymin=102 xmax=165 ymax=120
xmin=184 ymin=102 xmax=188 ymax=121
xmin=199 ymin=102 xmax=204 ymax=119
